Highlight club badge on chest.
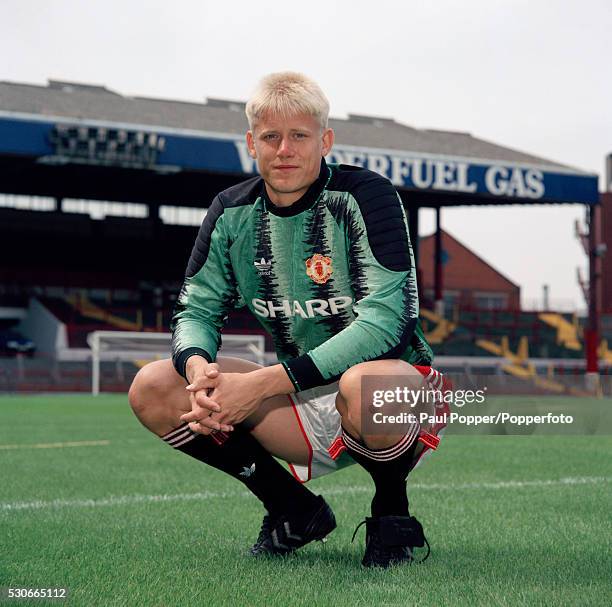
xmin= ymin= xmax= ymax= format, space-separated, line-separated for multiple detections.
xmin=306 ymin=253 xmax=333 ymax=285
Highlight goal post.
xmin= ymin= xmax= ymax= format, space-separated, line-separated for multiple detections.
xmin=87 ymin=330 xmax=266 ymax=396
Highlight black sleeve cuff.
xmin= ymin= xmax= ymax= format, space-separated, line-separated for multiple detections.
xmin=282 ymin=318 xmax=418 ymax=392
xmin=282 ymin=354 xmax=327 ymax=392
xmin=174 ymin=347 xmax=213 ymax=381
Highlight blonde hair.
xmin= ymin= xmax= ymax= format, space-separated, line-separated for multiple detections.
xmin=246 ymin=72 xmax=330 ymax=129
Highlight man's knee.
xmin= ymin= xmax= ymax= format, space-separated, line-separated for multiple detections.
xmin=339 ymin=359 xmax=415 ymax=401
xmin=337 ymin=359 xmax=422 ymax=437
xmin=128 ymin=359 xmax=177 ymax=415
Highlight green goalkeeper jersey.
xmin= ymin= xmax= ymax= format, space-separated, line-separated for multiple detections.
xmin=171 ymin=159 xmax=433 ymax=392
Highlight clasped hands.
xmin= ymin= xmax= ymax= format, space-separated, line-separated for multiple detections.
xmin=180 ymin=361 xmax=264 ymax=436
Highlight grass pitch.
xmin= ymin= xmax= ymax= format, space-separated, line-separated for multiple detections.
xmin=1 ymin=394 xmax=611 ymax=607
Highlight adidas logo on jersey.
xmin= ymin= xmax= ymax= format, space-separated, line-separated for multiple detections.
xmin=254 ymin=257 xmax=272 ymax=276
xmin=252 ymin=296 xmax=353 ymax=319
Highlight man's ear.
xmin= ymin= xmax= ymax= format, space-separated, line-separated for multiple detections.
xmin=246 ymin=130 xmax=257 ymax=159
xmin=321 ymin=128 xmax=334 ymax=157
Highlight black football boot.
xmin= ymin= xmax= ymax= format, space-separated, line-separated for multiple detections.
xmin=352 ymin=515 xmax=430 ymax=568
xmin=250 ymin=495 xmax=336 ymax=556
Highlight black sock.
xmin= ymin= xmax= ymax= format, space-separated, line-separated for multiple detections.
xmin=342 ymin=426 xmax=419 ymax=517
xmin=162 ymin=423 xmax=319 ymax=516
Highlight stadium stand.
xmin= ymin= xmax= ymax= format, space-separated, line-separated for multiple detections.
xmin=0 ymin=79 xmax=605 ymax=394
xmin=34 ymin=293 xmax=271 ymax=351
xmin=425 ymin=307 xmax=583 ymax=359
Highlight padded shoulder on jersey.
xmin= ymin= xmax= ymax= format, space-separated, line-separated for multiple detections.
xmin=330 ymin=165 xmax=411 ymax=272
xmin=185 ymin=195 xmax=225 ymax=278
xmin=186 ymin=176 xmax=262 ymax=277
xmin=217 ymin=175 xmax=262 ymax=208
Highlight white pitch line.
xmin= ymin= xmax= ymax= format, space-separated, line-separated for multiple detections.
xmin=402 ymin=476 xmax=612 ymax=491
xmin=0 ymin=440 xmax=110 ymax=450
xmin=1 ymin=476 xmax=609 ymax=513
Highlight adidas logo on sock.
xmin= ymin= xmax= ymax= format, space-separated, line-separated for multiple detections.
xmin=240 ymin=463 xmax=256 ymax=478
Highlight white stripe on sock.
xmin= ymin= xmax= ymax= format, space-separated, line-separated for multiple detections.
xmin=161 ymin=423 xmax=190 ymax=441
xmin=166 ymin=429 xmax=194 ymax=445
xmin=342 ymin=425 xmax=419 ymax=461
xmin=171 ymin=433 xmax=198 ymax=448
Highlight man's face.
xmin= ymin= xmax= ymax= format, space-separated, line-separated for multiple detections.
xmin=246 ymin=112 xmax=334 ymax=206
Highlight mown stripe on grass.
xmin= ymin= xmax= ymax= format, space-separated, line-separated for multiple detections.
xmin=1 ymin=476 xmax=610 ymax=513
xmin=0 ymin=440 xmax=110 ymax=450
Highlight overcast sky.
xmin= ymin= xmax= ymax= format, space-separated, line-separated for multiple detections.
xmin=1 ymin=0 xmax=610 ymax=310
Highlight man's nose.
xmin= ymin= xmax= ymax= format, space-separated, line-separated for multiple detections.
xmin=277 ymin=137 xmax=295 ymax=157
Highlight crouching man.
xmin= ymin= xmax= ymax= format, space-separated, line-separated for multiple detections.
xmin=129 ymin=71 xmax=448 ymax=567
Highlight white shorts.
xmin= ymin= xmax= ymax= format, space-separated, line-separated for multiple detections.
xmin=286 ymin=382 xmax=354 ymax=482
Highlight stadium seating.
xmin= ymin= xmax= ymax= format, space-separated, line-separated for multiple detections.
xmin=36 ymin=293 xmax=272 ymax=350
xmin=424 ymin=307 xmax=584 ymax=359
xmin=34 ymin=292 xmax=587 ymax=360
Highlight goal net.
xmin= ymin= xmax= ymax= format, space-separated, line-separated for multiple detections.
xmin=87 ymin=330 xmax=266 ymax=395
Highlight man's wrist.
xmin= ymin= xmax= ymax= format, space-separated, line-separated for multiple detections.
xmin=185 ymin=355 xmax=209 ymax=383
xmin=253 ymin=364 xmax=295 ymax=399
xmin=175 ymin=347 xmax=212 ymax=381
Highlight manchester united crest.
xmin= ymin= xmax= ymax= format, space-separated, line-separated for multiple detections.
xmin=306 ymin=253 xmax=333 ymax=284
